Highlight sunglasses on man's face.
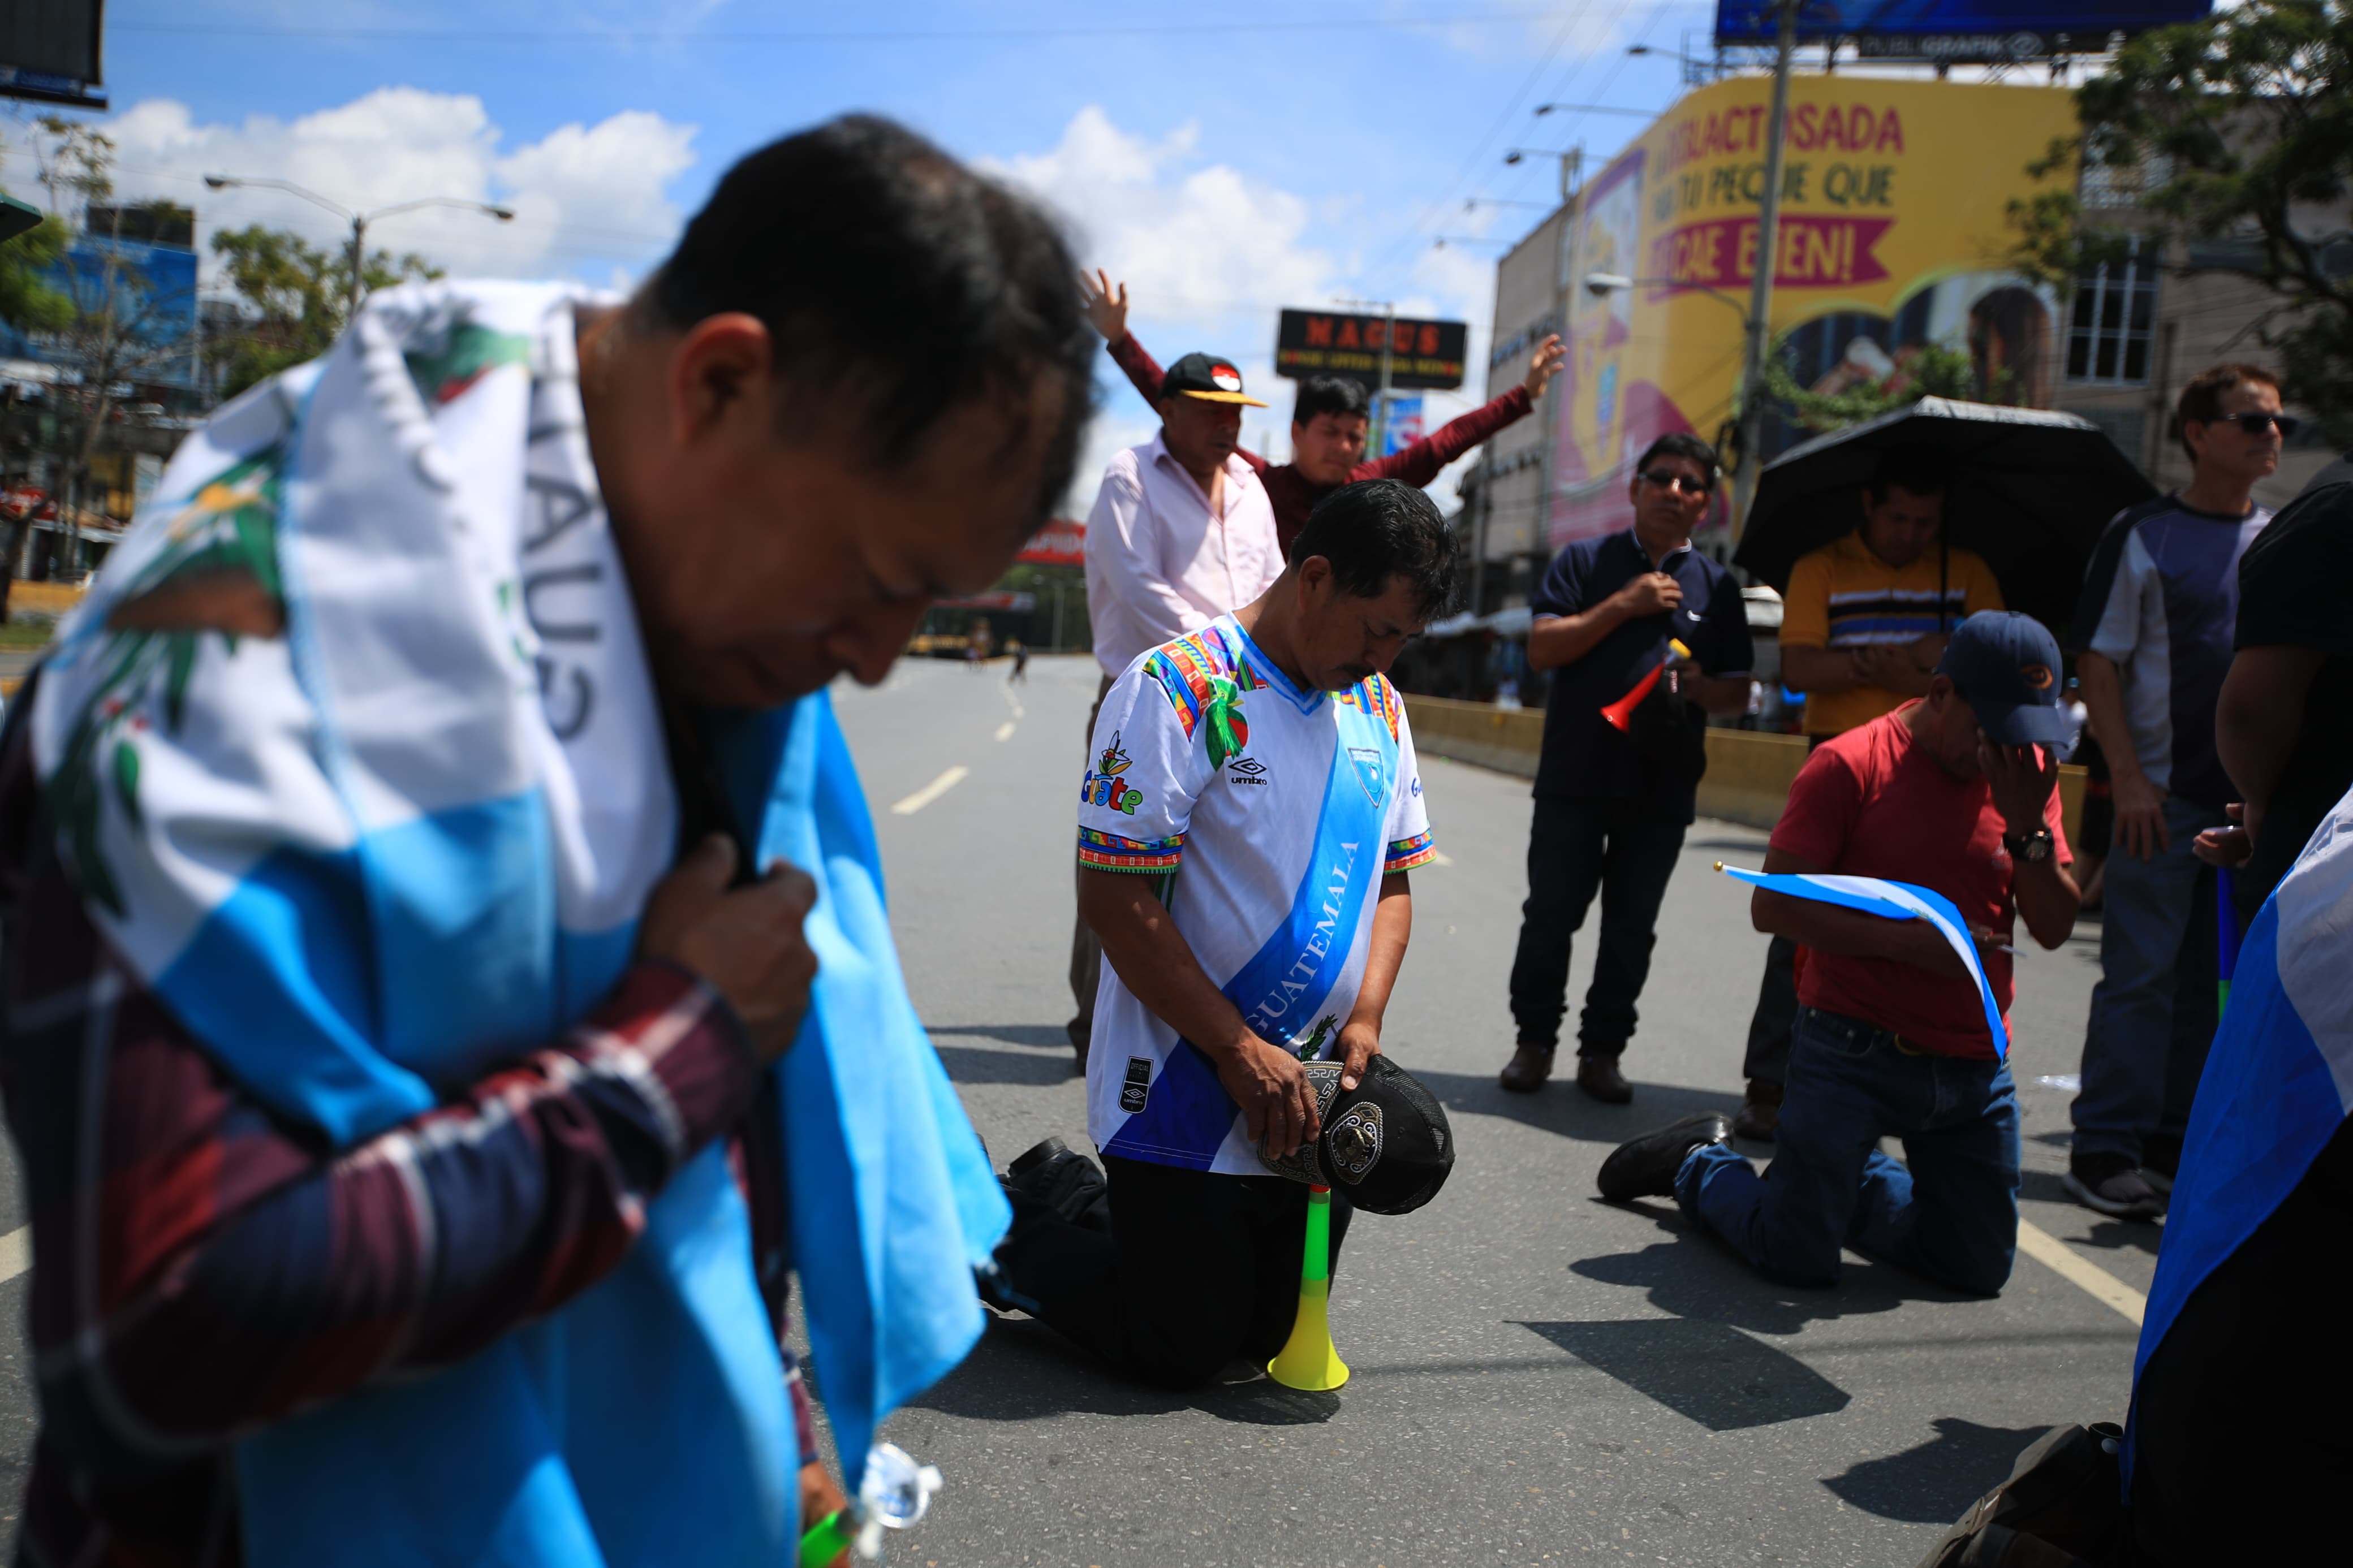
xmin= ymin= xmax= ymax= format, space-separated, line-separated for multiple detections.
xmin=2225 ymin=411 xmax=2300 ymax=437
xmin=1640 ymin=469 xmax=1713 ymax=496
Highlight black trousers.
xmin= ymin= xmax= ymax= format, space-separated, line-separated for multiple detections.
xmin=2128 ymin=1117 xmax=2350 ymax=1563
xmin=1739 ymin=737 xmax=1829 ymax=1086
xmin=998 ymin=1155 xmax=1354 ymax=1389
xmin=1506 ymin=797 xmax=1687 ymax=1057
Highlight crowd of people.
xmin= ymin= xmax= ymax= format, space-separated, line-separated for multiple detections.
xmin=0 ymin=107 xmax=2341 ymax=1567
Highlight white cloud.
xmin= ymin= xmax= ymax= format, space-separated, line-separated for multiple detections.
xmin=45 ymin=88 xmax=697 ymax=287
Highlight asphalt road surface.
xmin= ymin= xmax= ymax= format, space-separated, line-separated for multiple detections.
xmin=0 ymin=651 xmax=2154 ymax=1565
xmin=833 ymin=654 xmax=2151 ymax=1568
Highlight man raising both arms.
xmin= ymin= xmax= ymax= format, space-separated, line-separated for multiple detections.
xmin=1083 ymin=271 xmax=1565 ymax=556
xmin=989 ymin=480 xmax=1455 ymax=1386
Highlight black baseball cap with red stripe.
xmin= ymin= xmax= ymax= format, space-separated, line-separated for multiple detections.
xmin=1161 ymin=351 xmax=1269 ymax=407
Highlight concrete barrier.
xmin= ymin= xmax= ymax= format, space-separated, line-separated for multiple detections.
xmin=1404 ymin=693 xmax=2087 ymax=843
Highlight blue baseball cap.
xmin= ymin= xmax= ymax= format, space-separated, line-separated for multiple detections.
xmin=1933 ymin=612 xmax=2071 ymax=746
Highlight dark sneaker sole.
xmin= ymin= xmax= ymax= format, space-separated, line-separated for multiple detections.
xmin=2061 ymin=1170 xmax=2165 ymax=1220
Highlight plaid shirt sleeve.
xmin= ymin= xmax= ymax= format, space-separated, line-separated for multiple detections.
xmin=0 ymin=706 xmax=813 ymax=1563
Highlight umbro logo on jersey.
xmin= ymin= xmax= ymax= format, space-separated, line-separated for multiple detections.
xmin=1226 ymin=755 xmax=1270 ymax=785
xmin=1120 ymin=1057 xmax=1153 ymax=1113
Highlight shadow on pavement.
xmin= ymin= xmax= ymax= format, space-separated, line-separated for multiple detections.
xmin=1515 ymin=1318 xmax=1850 ymax=1430
xmin=933 ymin=1044 xmax=1079 ymax=1087
xmin=1686 ymin=834 xmax=1773 ymax=855
xmin=916 ymin=1318 xmax=1341 ymax=1427
xmin=1409 ymin=1068 xmax=1743 ymax=1147
xmin=929 ymin=1022 xmax=1072 ymax=1049
xmin=1821 ymin=1416 xmax=2051 ymax=1522
xmin=1568 ymin=1234 xmax=1959 ymax=1336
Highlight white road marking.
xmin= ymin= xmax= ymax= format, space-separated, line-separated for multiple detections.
xmin=1000 ymin=686 xmax=1026 ymax=720
xmin=0 ymin=1224 xmax=27 ymax=1287
xmin=995 ymin=722 xmax=1016 ymax=742
xmin=2015 ymin=1219 xmax=2147 ymax=1326
xmin=891 ymin=766 xmax=970 ymax=816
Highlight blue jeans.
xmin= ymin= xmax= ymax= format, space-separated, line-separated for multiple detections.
xmin=2073 ymin=793 xmax=2221 ymax=1163
xmin=1675 ymin=1007 xmax=2021 ymax=1294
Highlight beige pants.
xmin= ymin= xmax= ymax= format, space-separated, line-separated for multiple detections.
xmin=1066 ymin=672 xmax=1115 ymax=1055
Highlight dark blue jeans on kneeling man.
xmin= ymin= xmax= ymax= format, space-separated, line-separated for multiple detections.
xmin=1675 ymin=1005 xmax=2020 ymax=1295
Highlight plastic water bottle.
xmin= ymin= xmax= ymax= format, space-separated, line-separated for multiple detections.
xmin=798 ymin=1444 xmax=942 ymax=1565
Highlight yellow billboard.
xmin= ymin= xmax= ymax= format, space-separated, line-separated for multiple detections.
xmin=1549 ymin=76 xmax=2077 ymax=544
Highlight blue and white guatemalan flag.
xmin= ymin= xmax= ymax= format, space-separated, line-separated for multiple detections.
xmin=2127 ymin=787 xmax=2353 ymax=1468
xmin=1715 ymin=865 xmax=2007 ymax=1055
xmin=29 ymin=281 xmax=1007 ymax=1565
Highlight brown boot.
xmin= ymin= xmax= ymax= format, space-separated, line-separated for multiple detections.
xmin=1733 ymin=1078 xmax=1783 ymax=1141
xmin=1575 ymin=1055 xmax=1634 ymax=1104
xmin=1498 ymin=1044 xmax=1554 ymax=1094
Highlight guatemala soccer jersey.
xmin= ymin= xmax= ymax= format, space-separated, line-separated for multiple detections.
xmin=1076 ymin=615 xmax=1437 ymax=1175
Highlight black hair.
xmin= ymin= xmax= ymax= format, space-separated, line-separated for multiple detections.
xmin=645 ymin=114 xmax=1096 ymax=522
xmin=1289 ymin=478 xmax=1459 ymax=618
xmin=1632 ymin=431 xmax=1720 ymax=477
xmin=1293 ymin=374 xmax=1371 ymax=427
xmin=1865 ymin=446 xmax=1952 ymax=502
xmin=2172 ymin=361 xmax=2280 ymax=461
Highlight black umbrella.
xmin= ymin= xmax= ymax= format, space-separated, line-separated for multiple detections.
xmin=1733 ymin=397 xmax=2157 ymax=641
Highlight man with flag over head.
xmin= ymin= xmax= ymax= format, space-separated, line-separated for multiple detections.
xmin=987 ymin=480 xmax=1458 ymax=1387
xmin=1597 ymin=614 xmax=2079 ymax=1297
xmin=0 ymin=115 xmax=1089 ymax=1566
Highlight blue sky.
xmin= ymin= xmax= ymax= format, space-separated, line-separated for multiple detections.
xmin=7 ymin=0 xmax=1721 ymax=500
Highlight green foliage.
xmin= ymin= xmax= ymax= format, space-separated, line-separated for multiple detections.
xmin=0 ymin=196 xmax=71 ymax=333
xmin=1763 ymin=340 xmax=1984 ymax=435
xmin=2013 ymin=0 xmax=2353 ymax=442
xmin=208 ymin=224 xmax=442 ymax=398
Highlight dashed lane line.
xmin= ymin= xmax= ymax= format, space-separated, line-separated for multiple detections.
xmin=0 ymin=1224 xmax=25 ymax=1286
xmin=995 ymin=722 xmax=1016 ymax=741
xmin=2015 ymin=1218 xmax=2147 ymax=1326
xmin=891 ymin=766 xmax=971 ymax=817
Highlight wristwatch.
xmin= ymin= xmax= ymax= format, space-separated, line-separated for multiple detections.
xmin=2003 ymin=826 xmax=2055 ymax=863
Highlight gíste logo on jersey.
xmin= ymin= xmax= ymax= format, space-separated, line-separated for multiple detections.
xmin=1226 ymin=755 xmax=1269 ymax=787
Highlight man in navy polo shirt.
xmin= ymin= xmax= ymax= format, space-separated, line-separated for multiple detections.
xmin=1498 ymin=433 xmax=1755 ymax=1103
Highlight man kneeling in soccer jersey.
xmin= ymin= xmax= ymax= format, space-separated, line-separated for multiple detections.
xmin=985 ymin=479 xmax=1458 ymax=1387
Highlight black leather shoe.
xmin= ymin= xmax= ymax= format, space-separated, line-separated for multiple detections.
xmin=1499 ymin=1044 xmax=1554 ymax=1094
xmin=1733 ymin=1078 xmax=1783 ymax=1142
xmin=1575 ymin=1055 xmax=1634 ymax=1104
xmin=1597 ymin=1112 xmax=1735 ymax=1202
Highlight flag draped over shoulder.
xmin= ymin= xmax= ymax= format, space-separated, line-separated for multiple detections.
xmin=27 ymin=280 xmax=1007 ymax=1565
xmin=2127 ymin=791 xmax=2353 ymax=1470
xmin=1715 ymin=866 xmax=2007 ymax=1053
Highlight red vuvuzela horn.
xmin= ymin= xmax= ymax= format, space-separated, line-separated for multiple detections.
xmin=1598 ymin=639 xmax=1693 ymax=732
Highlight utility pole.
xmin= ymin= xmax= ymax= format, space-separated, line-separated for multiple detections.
xmin=1335 ymin=297 xmax=1397 ymax=457
xmin=1731 ymin=0 xmax=1800 ymax=542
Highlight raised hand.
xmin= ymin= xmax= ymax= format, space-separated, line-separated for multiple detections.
xmin=1080 ymin=268 xmax=1130 ymax=343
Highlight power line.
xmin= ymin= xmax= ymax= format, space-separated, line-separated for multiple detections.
xmin=110 ymin=10 xmax=1602 ymax=46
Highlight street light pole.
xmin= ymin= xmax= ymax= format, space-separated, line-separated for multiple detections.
xmin=201 ymin=175 xmax=516 ymax=325
xmin=1733 ymin=0 xmax=1801 ymax=541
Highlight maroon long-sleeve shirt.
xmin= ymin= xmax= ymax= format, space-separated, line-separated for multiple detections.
xmin=1107 ymin=332 xmax=1535 ymax=556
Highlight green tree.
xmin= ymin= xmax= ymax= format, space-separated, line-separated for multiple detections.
xmin=0 ymin=195 xmax=71 ymax=334
xmin=1762 ymin=340 xmax=1982 ymax=435
xmin=2012 ymin=0 xmax=2353 ymax=442
xmin=208 ymin=226 xmax=441 ymax=398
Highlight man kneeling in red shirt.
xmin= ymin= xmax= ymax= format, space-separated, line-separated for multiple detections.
xmin=1598 ymin=613 xmax=2080 ymax=1294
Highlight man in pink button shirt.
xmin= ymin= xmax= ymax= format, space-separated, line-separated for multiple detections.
xmin=1068 ymin=352 xmax=1283 ymax=1065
